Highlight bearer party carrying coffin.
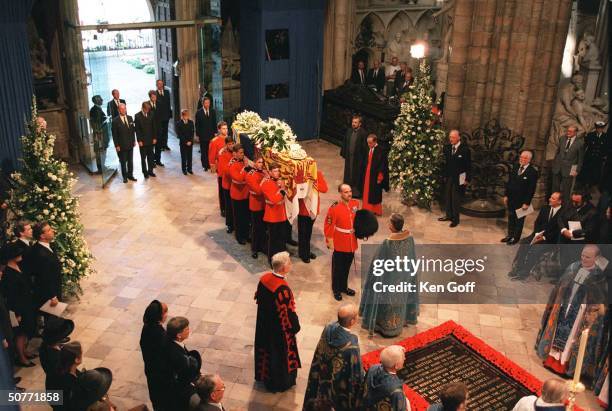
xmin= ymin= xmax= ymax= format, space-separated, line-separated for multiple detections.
xmin=232 ymin=111 xmax=319 ymax=222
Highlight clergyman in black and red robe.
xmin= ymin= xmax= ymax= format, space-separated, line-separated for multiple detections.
xmin=254 ymin=271 xmax=301 ymax=392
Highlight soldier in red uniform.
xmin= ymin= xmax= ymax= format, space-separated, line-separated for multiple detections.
xmin=324 ymin=184 xmax=360 ymax=301
xmin=218 ymin=137 xmax=235 ymax=233
xmin=246 ymin=157 xmax=267 ymax=259
xmin=298 ymin=170 xmax=328 ymax=263
xmin=208 ymin=121 xmax=229 ymax=216
xmin=261 ymin=163 xmax=288 ymax=264
xmin=229 ymin=144 xmax=250 ymax=244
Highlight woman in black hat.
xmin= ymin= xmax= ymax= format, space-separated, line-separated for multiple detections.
xmin=140 ymin=299 xmax=169 ymax=410
xmin=72 ymin=366 xmax=113 ymax=411
xmin=47 ymin=341 xmax=83 ymax=410
xmin=40 ymin=317 xmax=74 ymax=389
xmin=0 ymin=242 xmax=37 ymax=367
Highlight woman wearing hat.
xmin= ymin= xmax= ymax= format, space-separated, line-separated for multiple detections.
xmin=40 ymin=317 xmax=74 ymax=389
xmin=72 ymin=366 xmax=113 ymax=411
xmin=140 ymin=300 xmax=169 ymax=410
xmin=0 ymin=242 xmax=37 ymax=367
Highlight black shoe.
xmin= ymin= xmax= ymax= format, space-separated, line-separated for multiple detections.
xmin=344 ymin=288 xmax=356 ymax=296
xmin=123 ymin=178 xmax=128 ymax=183
xmin=188 ymin=170 xmax=194 ymax=175
xmin=449 ymin=222 xmax=458 ymax=227
xmin=511 ymin=276 xmax=526 ymax=281
xmin=438 ymin=217 xmax=451 ymax=221
xmin=309 ymin=252 xmax=316 ymax=260
xmin=507 ymin=271 xmax=519 ymax=278
xmin=287 ymin=239 xmax=298 ymax=246
xmin=152 ymin=163 xmax=157 ymax=168
xmin=237 ymin=239 xmax=246 ymax=245
xmin=226 ymin=227 xmax=233 ymax=234
xmin=501 ymin=236 xmax=512 ymax=243
xmin=301 ymin=257 xmax=310 ymax=264
xmin=59 ymin=337 xmax=70 ymax=344
xmin=128 ymin=176 xmax=137 ymax=182
xmin=144 ymin=174 xmax=149 ymax=179
xmin=252 ymin=252 xmax=258 ymax=259
xmin=183 ymin=171 xmax=188 ymax=175
xmin=156 ymin=162 xmax=165 ymax=167
xmin=333 ymin=293 xmax=342 ymax=301
xmin=507 ymin=238 xmax=518 ymax=245
xmin=13 ymin=377 xmax=21 ymax=384
xmin=149 ymin=172 xmax=156 ymax=177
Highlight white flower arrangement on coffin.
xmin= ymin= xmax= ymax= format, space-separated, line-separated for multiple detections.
xmin=233 ymin=110 xmax=264 ymax=135
xmin=252 ymin=117 xmax=297 ymax=152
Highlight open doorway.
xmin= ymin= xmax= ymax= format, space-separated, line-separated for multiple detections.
xmin=79 ymin=0 xmax=158 ymax=117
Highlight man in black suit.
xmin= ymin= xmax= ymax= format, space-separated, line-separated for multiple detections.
xmin=502 ymin=151 xmax=539 ymax=244
xmin=508 ymin=191 xmax=563 ymax=280
xmin=195 ymin=97 xmax=216 ymax=171
xmin=439 ymin=130 xmax=471 ymax=227
xmin=395 ymin=70 xmax=415 ymax=97
xmin=29 ymin=222 xmax=62 ymax=309
xmin=190 ymin=374 xmax=227 ymax=411
xmin=557 ymin=190 xmax=598 ymax=269
xmin=393 ymin=64 xmax=411 ymax=95
xmin=134 ymin=101 xmax=157 ymax=179
xmin=165 ymin=316 xmax=202 ymax=410
xmin=176 ymin=109 xmax=195 ymax=175
xmin=106 ymin=89 xmax=125 ymax=119
xmin=350 ymin=61 xmax=367 ymax=86
xmin=111 ymin=103 xmax=137 ymax=183
xmin=155 ymin=80 xmax=173 ymax=151
xmin=148 ymin=90 xmax=164 ymax=167
xmin=366 ymin=60 xmax=386 ymax=92
xmin=341 ymin=115 xmax=368 ymax=199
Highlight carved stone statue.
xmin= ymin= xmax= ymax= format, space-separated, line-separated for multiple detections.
xmin=432 ymin=0 xmax=455 ymax=64
xmin=546 ymin=75 xmax=606 ymax=159
xmin=386 ymin=31 xmax=407 ymax=62
xmin=573 ymin=32 xmax=600 ymax=71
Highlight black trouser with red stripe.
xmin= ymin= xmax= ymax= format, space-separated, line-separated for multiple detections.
xmin=251 ymin=210 xmax=266 ymax=254
xmin=217 ymin=177 xmax=225 ymax=216
xmin=332 ymin=251 xmax=354 ymax=293
xmin=297 ymin=215 xmax=314 ymax=259
xmin=267 ymin=221 xmax=287 ymax=265
xmin=232 ymin=199 xmax=250 ymax=243
xmin=223 ymin=189 xmax=233 ymax=230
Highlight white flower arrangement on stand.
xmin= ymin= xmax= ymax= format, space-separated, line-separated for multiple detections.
xmin=8 ymin=99 xmax=94 ymax=297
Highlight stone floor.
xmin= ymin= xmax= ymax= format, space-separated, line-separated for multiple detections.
xmin=18 ymin=138 xmax=602 ymax=410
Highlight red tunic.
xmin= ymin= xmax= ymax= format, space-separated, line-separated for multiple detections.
xmin=229 ymin=159 xmax=249 ymax=200
xmin=261 ymin=178 xmax=287 ymax=223
xmin=208 ymin=135 xmax=226 ymax=174
xmin=246 ymin=169 xmax=265 ymax=212
xmin=362 ymin=149 xmax=383 ymax=216
xmin=218 ymin=149 xmax=233 ymax=189
xmin=324 ymin=199 xmax=359 ymax=253
xmin=298 ymin=170 xmax=329 ymax=217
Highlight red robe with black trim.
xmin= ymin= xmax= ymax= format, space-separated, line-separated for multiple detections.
xmin=254 ymin=272 xmax=301 ymax=392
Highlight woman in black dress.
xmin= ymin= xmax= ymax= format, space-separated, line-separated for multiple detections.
xmin=140 ymin=300 xmax=169 ymax=410
xmin=0 ymin=242 xmax=36 ymax=367
xmin=47 ymin=341 xmax=82 ymax=411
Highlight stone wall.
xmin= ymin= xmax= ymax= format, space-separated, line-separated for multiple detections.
xmin=444 ymin=0 xmax=573 ymax=167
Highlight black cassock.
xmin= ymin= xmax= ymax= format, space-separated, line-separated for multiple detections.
xmin=254 ymin=272 xmax=301 ymax=392
xmin=362 ymin=145 xmax=389 ymax=205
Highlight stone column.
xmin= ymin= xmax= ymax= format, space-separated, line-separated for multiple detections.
xmin=332 ymin=0 xmax=349 ymax=88
xmin=444 ymin=0 xmax=473 ymax=130
xmin=175 ymin=0 xmax=199 ymax=114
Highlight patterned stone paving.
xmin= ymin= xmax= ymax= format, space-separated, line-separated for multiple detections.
xmin=17 ymin=138 xmax=602 ymax=410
